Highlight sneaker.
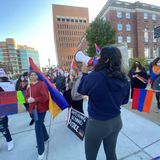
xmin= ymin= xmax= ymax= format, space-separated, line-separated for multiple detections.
xmin=44 ymin=138 xmax=49 ymax=144
xmin=155 ymin=108 xmax=160 ymax=113
xmin=7 ymin=140 xmax=14 ymax=151
xmin=38 ymin=151 xmax=45 ymax=160
xmin=29 ymin=119 xmax=34 ymax=126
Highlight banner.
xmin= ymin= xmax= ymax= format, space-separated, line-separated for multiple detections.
xmin=67 ymin=108 xmax=88 ymax=140
xmin=0 ymin=91 xmax=18 ymax=116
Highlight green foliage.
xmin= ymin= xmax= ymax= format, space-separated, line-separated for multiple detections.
xmin=85 ymin=17 xmax=116 ymax=57
xmin=129 ymin=57 xmax=149 ymax=71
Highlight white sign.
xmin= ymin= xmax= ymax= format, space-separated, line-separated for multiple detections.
xmin=0 ymin=82 xmax=15 ymax=91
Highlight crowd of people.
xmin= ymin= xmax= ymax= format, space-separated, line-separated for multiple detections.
xmin=1 ymin=45 xmax=160 ymax=160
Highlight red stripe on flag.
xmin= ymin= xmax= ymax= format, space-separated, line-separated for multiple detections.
xmin=132 ymin=88 xmax=140 ymax=110
xmin=0 ymin=91 xmax=17 ymax=105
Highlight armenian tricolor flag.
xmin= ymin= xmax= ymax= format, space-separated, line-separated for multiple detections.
xmin=0 ymin=91 xmax=18 ymax=116
xmin=136 ymin=76 xmax=148 ymax=84
xmin=132 ymin=88 xmax=155 ymax=112
xmin=29 ymin=57 xmax=69 ymax=117
xmin=95 ymin=43 xmax=101 ymax=55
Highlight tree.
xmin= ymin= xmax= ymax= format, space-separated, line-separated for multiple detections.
xmin=86 ymin=17 xmax=116 ymax=57
xmin=129 ymin=57 xmax=149 ymax=72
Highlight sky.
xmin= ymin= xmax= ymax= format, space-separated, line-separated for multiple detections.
xmin=0 ymin=0 xmax=160 ymax=67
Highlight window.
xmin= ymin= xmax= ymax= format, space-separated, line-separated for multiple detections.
xmin=152 ymin=14 xmax=157 ymax=21
xmin=117 ymin=11 xmax=122 ymax=18
xmin=71 ymin=19 xmax=74 ymax=22
xmin=57 ymin=18 xmax=61 ymax=21
xmin=79 ymin=19 xmax=82 ymax=23
xmin=126 ymin=12 xmax=130 ymax=19
xmin=144 ymin=29 xmax=149 ymax=43
xmin=117 ymin=24 xmax=122 ymax=31
xmin=144 ymin=13 xmax=148 ymax=20
xmin=144 ymin=47 xmax=150 ymax=58
xmin=75 ymin=19 xmax=78 ymax=22
xmin=128 ymin=48 xmax=133 ymax=58
xmin=153 ymin=47 xmax=158 ymax=58
xmin=62 ymin=18 xmax=65 ymax=22
xmin=127 ymin=36 xmax=131 ymax=43
xmin=153 ymin=31 xmax=158 ymax=43
xmin=126 ymin=24 xmax=131 ymax=31
xmin=83 ymin=19 xmax=87 ymax=23
xmin=66 ymin=18 xmax=70 ymax=22
xmin=118 ymin=36 xmax=123 ymax=43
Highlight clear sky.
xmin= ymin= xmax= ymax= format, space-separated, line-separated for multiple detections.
xmin=0 ymin=0 xmax=160 ymax=67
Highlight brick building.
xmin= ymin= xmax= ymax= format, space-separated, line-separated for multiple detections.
xmin=98 ymin=0 xmax=160 ymax=61
xmin=52 ymin=5 xmax=89 ymax=69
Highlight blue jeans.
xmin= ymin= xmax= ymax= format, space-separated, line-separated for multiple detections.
xmin=35 ymin=112 xmax=49 ymax=155
xmin=0 ymin=116 xmax=12 ymax=142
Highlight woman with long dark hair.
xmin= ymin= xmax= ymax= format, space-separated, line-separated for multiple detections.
xmin=150 ymin=57 xmax=160 ymax=112
xmin=78 ymin=46 xmax=130 ymax=160
xmin=128 ymin=61 xmax=148 ymax=101
xmin=26 ymin=71 xmax=49 ymax=160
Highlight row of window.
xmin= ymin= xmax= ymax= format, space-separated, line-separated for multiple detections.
xmin=57 ymin=16 xmax=87 ymax=23
xmin=116 ymin=11 xmax=157 ymax=20
xmin=59 ymin=43 xmax=78 ymax=48
xmin=57 ymin=24 xmax=87 ymax=30
xmin=118 ymin=32 xmax=158 ymax=44
xmin=59 ymin=36 xmax=81 ymax=42
xmin=58 ymin=30 xmax=84 ymax=36
xmin=117 ymin=24 xmax=131 ymax=31
xmin=117 ymin=36 xmax=132 ymax=43
xmin=144 ymin=47 xmax=159 ymax=58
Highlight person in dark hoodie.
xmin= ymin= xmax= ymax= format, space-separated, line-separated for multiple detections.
xmin=0 ymin=77 xmax=14 ymax=151
xmin=78 ymin=45 xmax=130 ymax=160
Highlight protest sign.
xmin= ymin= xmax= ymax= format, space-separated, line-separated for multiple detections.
xmin=67 ymin=108 xmax=88 ymax=140
xmin=0 ymin=91 xmax=18 ymax=116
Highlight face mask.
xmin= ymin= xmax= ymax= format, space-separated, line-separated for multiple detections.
xmin=64 ymin=72 xmax=69 ymax=77
xmin=21 ymin=77 xmax=24 ymax=81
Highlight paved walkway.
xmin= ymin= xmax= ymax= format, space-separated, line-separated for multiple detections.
xmin=0 ymin=100 xmax=160 ymax=160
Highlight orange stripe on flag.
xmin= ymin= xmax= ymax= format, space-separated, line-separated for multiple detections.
xmin=142 ymin=90 xmax=155 ymax=112
xmin=48 ymin=93 xmax=62 ymax=118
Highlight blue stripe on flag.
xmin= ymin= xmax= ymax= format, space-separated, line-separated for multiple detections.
xmin=138 ymin=89 xmax=147 ymax=112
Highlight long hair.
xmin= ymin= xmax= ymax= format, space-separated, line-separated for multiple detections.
xmin=151 ymin=57 xmax=160 ymax=66
xmin=130 ymin=61 xmax=145 ymax=74
xmin=94 ymin=46 xmax=125 ymax=78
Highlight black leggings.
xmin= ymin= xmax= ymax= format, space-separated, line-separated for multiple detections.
xmin=85 ymin=115 xmax=122 ymax=160
xmin=156 ymin=93 xmax=160 ymax=109
xmin=0 ymin=116 xmax=12 ymax=142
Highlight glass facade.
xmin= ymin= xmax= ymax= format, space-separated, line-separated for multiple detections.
xmin=0 ymin=48 xmax=4 ymax=61
xmin=19 ymin=48 xmax=40 ymax=72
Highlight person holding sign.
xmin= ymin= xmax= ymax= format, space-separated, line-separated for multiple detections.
xmin=15 ymin=72 xmax=34 ymax=126
xmin=78 ymin=46 xmax=130 ymax=160
xmin=26 ymin=71 xmax=49 ymax=160
xmin=0 ymin=86 xmax=14 ymax=151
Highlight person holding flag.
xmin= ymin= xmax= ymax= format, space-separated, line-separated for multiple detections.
xmin=26 ymin=71 xmax=49 ymax=160
xmin=95 ymin=43 xmax=101 ymax=55
xmin=128 ymin=61 xmax=148 ymax=102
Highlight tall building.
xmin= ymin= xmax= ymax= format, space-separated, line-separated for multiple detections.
xmin=52 ymin=4 xmax=89 ymax=69
xmin=17 ymin=45 xmax=40 ymax=72
xmin=98 ymin=0 xmax=160 ymax=61
xmin=0 ymin=38 xmax=40 ymax=74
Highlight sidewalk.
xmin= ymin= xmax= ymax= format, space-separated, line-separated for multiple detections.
xmin=0 ymin=100 xmax=160 ymax=160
